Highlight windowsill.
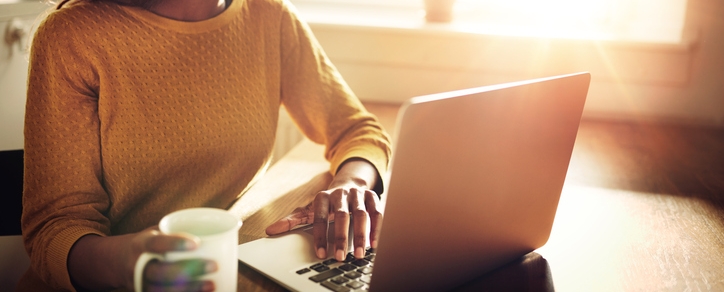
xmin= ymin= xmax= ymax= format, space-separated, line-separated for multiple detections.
xmin=292 ymin=1 xmax=697 ymax=96
xmin=293 ymin=2 xmax=697 ymax=53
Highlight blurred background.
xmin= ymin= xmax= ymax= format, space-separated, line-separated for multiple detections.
xmin=2 ymin=0 xmax=722 ymax=155
xmin=291 ymin=0 xmax=722 ymax=127
xmin=1 ymin=0 xmax=722 ymax=290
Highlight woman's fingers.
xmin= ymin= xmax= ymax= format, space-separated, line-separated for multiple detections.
xmin=265 ymin=205 xmax=315 ymax=235
xmin=331 ymin=189 xmax=351 ymax=261
xmin=134 ymin=229 xmax=214 ymax=292
xmin=364 ymin=189 xmax=383 ymax=249
xmin=270 ymin=186 xmax=383 ymax=261
xmin=143 ymin=231 xmax=200 ymax=253
xmin=349 ymin=188 xmax=369 ymax=259
xmin=145 ymin=281 xmax=214 ymax=292
xmin=313 ymin=191 xmax=331 ymax=259
xmin=144 ymin=259 xmax=217 ymax=284
xmin=316 ymin=187 xmax=383 ymax=260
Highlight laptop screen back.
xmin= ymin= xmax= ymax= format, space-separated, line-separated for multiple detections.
xmin=369 ymin=72 xmax=590 ymax=291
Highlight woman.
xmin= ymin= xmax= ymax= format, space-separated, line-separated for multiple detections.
xmin=20 ymin=0 xmax=391 ymax=290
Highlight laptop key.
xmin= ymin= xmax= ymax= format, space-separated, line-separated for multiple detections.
xmin=323 ymin=259 xmax=338 ymax=265
xmin=321 ymin=280 xmax=352 ymax=292
xmin=331 ymin=276 xmax=350 ymax=285
xmin=357 ymin=267 xmax=373 ymax=274
xmin=346 ymin=280 xmax=365 ymax=289
xmin=345 ymin=271 xmax=362 ymax=279
xmin=296 ymin=268 xmax=311 ymax=275
xmin=338 ymin=264 xmax=357 ymax=271
xmin=310 ymin=268 xmax=344 ymax=283
xmin=313 ymin=265 xmax=330 ymax=272
xmin=351 ymin=259 xmax=370 ymax=267
xmin=359 ymin=275 xmax=372 ymax=284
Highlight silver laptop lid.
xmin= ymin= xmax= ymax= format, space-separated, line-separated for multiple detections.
xmin=370 ymin=72 xmax=590 ymax=291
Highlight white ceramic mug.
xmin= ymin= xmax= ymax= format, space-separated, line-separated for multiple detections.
xmin=134 ymin=208 xmax=242 ymax=292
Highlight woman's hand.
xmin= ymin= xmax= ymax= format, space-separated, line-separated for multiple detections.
xmin=314 ymin=185 xmax=383 ymax=261
xmin=266 ymin=158 xmax=383 ymax=261
xmin=131 ymin=228 xmax=218 ymax=292
xmin=68 ymin=227 xmax=217 ymax=292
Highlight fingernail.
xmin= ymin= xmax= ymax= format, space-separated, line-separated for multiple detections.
xmin=355 ymin=247 xmax=364 ymax=258
xmin=336 ymin=249 xmax=344 ymax=261
xmin=202 ymin=280 xmax=215 ymax=292
xmin=185 ymin=239 xmax=198 ymax=250
xmin=205 ymin=261 xmax=218 ymax=273
xmin=371 ymin=240 xmax=378 ymax=248
xmin=184 ymin=233 xmax=202 ymax=250
xmin=317 ymin=247 xmax=326 ymax=259
xmin=176 ymin=239 xmax=196 ymax=251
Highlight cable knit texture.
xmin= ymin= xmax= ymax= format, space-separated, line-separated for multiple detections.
xmin=20 ymin=0 xmax=391 ymax=290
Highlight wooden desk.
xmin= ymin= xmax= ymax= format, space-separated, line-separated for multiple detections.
xmin=230 ymin=102 xmax=724 ymax=291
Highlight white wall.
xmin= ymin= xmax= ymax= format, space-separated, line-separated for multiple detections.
xmin=0 ymin=1 xmax=47 ymax=151
xmin=303 ymin=0 xmax=724 ymax=127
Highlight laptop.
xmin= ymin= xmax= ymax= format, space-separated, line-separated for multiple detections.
xmin=237 ymin=72 xmax=591 ymax=292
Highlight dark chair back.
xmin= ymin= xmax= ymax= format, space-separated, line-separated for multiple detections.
xmin=0 ymin=150 xmax=23 ymax=236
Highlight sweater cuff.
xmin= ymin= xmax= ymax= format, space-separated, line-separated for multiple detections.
xmin=330 ymin=146 xmax=390 ymax=195
xmin=46 ymin=226 xmax=105 ymax=291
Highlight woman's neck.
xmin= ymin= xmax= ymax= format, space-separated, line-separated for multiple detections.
xmin=146 ymin=0 xmax=227 ymax=22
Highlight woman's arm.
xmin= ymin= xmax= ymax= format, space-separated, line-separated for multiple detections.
xmin=23 ymin=9 xmax=220 ymax=291
xmin=23 ymin=10 xmax=112 ymax=290
xmin=267 ymin=0 xmax=392 ymax=261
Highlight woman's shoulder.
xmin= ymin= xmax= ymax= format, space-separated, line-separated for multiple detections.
xmin=32 ymin=1 xmax=132 ymax=54
xmin=37 ymin=1 xmax=122 ymax=36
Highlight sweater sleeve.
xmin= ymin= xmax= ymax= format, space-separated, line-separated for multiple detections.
xmin=22 ymin=10 xmax=111 ymax=291
xmin=277 ymin=0 xmax=392 ymax=193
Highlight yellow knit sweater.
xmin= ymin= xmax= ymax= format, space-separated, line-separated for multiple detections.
xmin=21 ymin=0 xmax=391 ymax=290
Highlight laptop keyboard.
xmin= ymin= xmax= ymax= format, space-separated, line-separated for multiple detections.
xmin=296 ymin=248 xmax=376 ymax=292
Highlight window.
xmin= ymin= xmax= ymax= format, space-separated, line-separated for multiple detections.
xmin=291 ymin=0 xmax=688 ymax=44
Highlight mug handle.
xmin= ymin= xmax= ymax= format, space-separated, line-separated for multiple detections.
xmin=134 ymin=252 xmax=163 ymax=292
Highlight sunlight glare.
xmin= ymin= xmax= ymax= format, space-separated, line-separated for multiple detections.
xmin=453 ymin=0 xmax=687 ymax=43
